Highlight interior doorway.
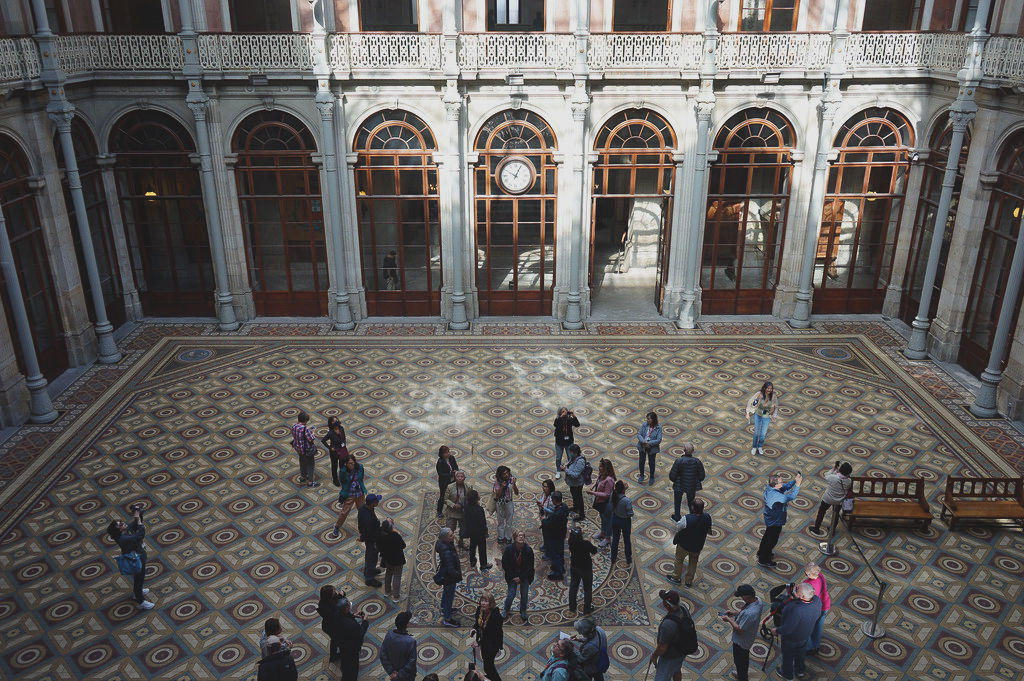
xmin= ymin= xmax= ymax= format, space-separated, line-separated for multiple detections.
xmin=589 ymin=109 xmax=675 ymax=319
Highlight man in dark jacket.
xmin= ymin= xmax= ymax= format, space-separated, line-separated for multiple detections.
xmin=434 ymin=527 xmax=463 ymax=626
xmin=771 ymin=583 xmax=821 ymax=681
xmin=501 ymin=529 xmax=535 ymax=622
xmin=335 ymin=596 xmax=369 ymax=681
xmin=667 ymin=499 xmax=712 ymax=588
xmin=358 ymin=494 xmax=383 ymax=587
xmin=463 ymin=489 xmax=492 ymax=569
xmin=553 ymin=407 xmax=579 ymax=480
xmin=541 ymin=491 xmax=570 ymax=580
xmin=378 ymin=520 xmax=407 ymax=600
xmin=568 ymin=527 xmax=598 ymax=614
xmin=257 ymin=638 xmax=298 ymax=681
xmin=381 ymin=611 xmax=418 ymax=681
xmin=758 ymin=473 xmax=802 ymax=568
xmin=107 ymin=503 xmax=153 ymax=609
xmin=668 ymin=443 xmax=706 ymax=521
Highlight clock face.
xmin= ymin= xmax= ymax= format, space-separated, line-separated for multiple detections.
xmin=497 ymin=157 xmax=534 ymax=194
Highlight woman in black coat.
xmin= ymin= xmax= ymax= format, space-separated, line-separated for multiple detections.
xmin=472 ymin=594 xmax=505 ymax=681
xmin=435 ymin=445 xmax=459 ymax=518
xmin=463 ymin=489 xmax=492 ymax=570
xmin=321 ymin=416 xmax=348 ymax=487
xmin=316 ymin=585 xmax=342 ymax=662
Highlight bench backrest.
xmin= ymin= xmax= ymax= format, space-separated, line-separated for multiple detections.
xmin=944 ymin=476 xmax=1024 ymax=501
xmin=851 ymin=476 xmax=925 ymax=500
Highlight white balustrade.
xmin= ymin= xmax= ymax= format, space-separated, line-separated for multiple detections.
xmin=55 ymin=34 xmax=182 ymax=74
xmin=921 ymin=32 xmax=969 ymax=74
xmin=328 ymin=34 xmax=349 ymax=71
xmin=717 ymin=33 xmax=831 ymax=71
xmin=198 ymin=33 xmax=314 ymax=72
xmin=348 ymin=33 xmax=441 ymax=71
xmin=846 ymin=32 xmax=928 ymax=70
xmin=459 ymin=33 xmax=575 ymax=71
xmin=0 ymin=38 xmax=40 ymax=82
xmin=983 ymin=36 xmax=1024 ymax=85
xmin=588 ymin=33 xmax=702 ymax=72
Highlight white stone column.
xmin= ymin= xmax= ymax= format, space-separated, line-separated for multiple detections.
xmin=0 ymin=209 xmax=57 ymax=423
xmin=662 ymin=149 xmax=690 ymax=317
xmin=95 ymin=154 xmax=142 ymax=321
xmin=564 ymin=89 xmax=589 ymax=329
xmin=881 ymin=149 xmax=928 ymax=319
xmin=772 ymin=148 xmax=806 ymax=319
xmin=676 ymin=94 xmax=714 ymax=329
xmin=316 ymin=91 xmax=355 ymax=330
xmin=49 ymin=105 xmax=121 ymax=362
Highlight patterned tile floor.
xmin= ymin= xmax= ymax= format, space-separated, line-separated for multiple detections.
xmin=1 ymin=321 xmax=1023 ymax=681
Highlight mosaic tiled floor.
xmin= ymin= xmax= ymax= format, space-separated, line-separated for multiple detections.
xmin=2 ymin=325 xmax=1023 ymax=681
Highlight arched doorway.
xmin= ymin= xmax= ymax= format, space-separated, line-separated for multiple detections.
xmin=473 ymin=110 xmax=557 ymax=316
xmin=814 ymin=107 xmax=913 ymax=314
xmin=703 ymin=108 xmax=795 ymax=314
xmin=354 ymin=110 xmax=441 ymax=316
xmin=958 ymin=129 xmax=1024 ymax=375
xmin=57 ymin=117 xmax=126 ymax=329
xmin=233 ymin=110 xmax=327 ymax=316
xmin=899 ymin=112 xmax=970 ymax=326
xmin=110 ymin=110 xmax=214 ymax=316
xmin=590 ymin=108 xmax=675 ymax=315
xmin=0 ymin=135 xmax=68 ymax=380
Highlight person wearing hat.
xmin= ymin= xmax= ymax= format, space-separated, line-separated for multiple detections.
xmin=651 ymin=589 xmax=696 ymax=681
xmin=381 ymin=611 xmax=418 ymax=681
xmin=720 ymin=585 xmax=763 ymax=681
xmin=336 ymin=596 xmax=369 ymax=681
xmin=358 ymin=494 xmax=384 ymax=587
xmin=572 ymin=617 xmax=609 ymax=681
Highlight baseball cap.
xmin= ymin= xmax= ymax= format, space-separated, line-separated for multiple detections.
xmin=366 ymin=493 xmax=382 ymax=503
xmin=658 ymin=589 xmax=680 ymax=606
xmin=734 ymin=584 xmax=756 ymax=598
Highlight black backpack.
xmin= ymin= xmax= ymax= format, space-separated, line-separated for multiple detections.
xmin=665 ymin=609 xmax=699 ymax=657
xmin=258 ymin=651 xmax=298 ymax=681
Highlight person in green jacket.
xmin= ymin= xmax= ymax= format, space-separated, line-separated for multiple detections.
xmin=331 ymin=456 xmax=367 ymax=538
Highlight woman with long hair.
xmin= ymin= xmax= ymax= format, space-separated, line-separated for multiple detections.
xmin=636 ymin=412 xmax=662 ymax=483
xmin=472 ymin=593 xmax=505 ymax=681
xmin=609 ymin=479 xmax=634 ymax=566
xmin=811 ymin=461 xmax=853 ymax=535
xmin=536 ymin=478 xmax=557 ymax=559
xmin=585 ymin=458 xmax=616 ymax=547
xmin=435 ymin=445 xmax=459 ymax=518
xmin=745 ymin=381 xmax=778 ymax=456
xmin=316 ymin=585 xmax=342 ymax=662
xmin=320 ymin=416 xmax=348 ymax=487
xmin=493 ymin=465 xmax=519 ymax=544
xmin=331 ymin=455 xmax=366 ymax=538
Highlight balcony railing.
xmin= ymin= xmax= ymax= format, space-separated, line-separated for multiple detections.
xmin=54 ymin=34 xmax=182 ymax=75
xmin=459 ymin=33 xmax=575 ymax=72
xmin=0 ymin=37 xmax=40 ymax=82
xmin=588 ymin=33 xmax=703 ymax=72
xmin=717 ymin=32 xmax=831 ymax=71
xmin=3 ymin=31 xmax=1023 ymax=87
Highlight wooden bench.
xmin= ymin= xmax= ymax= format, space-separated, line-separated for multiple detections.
xmin=940 ymin=477 xmax=1024 ymax=529
xmin=845 ymin=477 xmax=932 ymax=529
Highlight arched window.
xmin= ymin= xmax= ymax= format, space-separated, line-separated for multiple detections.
xmin=591 ymin=109 xmax=675 ymax=313
xmin=110 ymin=110 xmax=213 ymax=316
xmin=55 ymin=117 xmax=126 ymax=329
xmin=704 ymin=108 xmax=795 ymax=314
xmin=900 ymin=112 xmax=970 ymax=326
xmin=354 ymin=110 xmax=440 ymax=316
xmin=815 ymin=107 xmax=913 ymax=313
xmin=473 ymin=110 xmax=557 ymax=316
xmin=233 ymin=110 xmax=326 ymax=316
xmin=0 ymin=135 xmax=68 ymax=380
xmin=959 ymin=130 xmax=1024 ymax=375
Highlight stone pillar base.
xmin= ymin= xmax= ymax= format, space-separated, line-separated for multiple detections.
xmin=772 ymin=284 xmax=800 ymax=320
xmin=881 ymin=284 xmax=902 ymax=319
xmin=928 ymin=317 xmax=962 ymax=363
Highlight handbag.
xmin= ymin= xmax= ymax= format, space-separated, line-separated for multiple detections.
xmin=592 ymin=496 xmax=606 ymax=511
xmin=117 ymin=551 xmax=143 ymax=576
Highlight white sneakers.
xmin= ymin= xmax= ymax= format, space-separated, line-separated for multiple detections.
xmin=751 ymin=447 xmax=758 ymax=456
xmin=555 ymin=472 xmax=561 ymax=480
xmin=142 ymin=588 xmax=150 ymax=596
xmin=138 ymin=600 xmax=155 ymax=610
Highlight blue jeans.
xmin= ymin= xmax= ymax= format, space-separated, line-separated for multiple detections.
xmin=611 ymin=516 xmax=632 ymax=563
xmin=752 ymin=414 xmax=770 ymax=449
xmin=504 ymin=580 xmax=529 ymax=615
xmin=555 ymin=442 xmax=570 ymax=471
xmin=440 ymin=582 xmax=456 ymax=621
xmin=779 ymin=640 xmax=806 ymax=679
xmin=653 ymin=655 xmax=684 ymax=681
xmin=807 ymin=610 xmax=827 ymax=650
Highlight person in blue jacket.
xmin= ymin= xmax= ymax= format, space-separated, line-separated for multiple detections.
xmin=757 ymin=472 xmax=802 ymax=568
xmin=636 ymin=411 xmax=663 ymax=483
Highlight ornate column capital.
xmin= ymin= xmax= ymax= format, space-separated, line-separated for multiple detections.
xmin=316 ymin=96 xmax=336 ymax=121
xmin=186 ymin=94 xmax=209 ymax=122
xmin=672 ymin=152 xmax=685 ymax=165
xmin=948 ymin=106 xmax=976 ymax=131
xmin=46 ymin=100 xmax=75 ymax=131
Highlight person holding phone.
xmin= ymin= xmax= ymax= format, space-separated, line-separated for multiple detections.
xmin=107 ymin=502 xmax=153 ymax=609
xmin=757 ymin=472 xmax=802 ymax=568
xmin=553 ymin=407 xmax=580 ymax=480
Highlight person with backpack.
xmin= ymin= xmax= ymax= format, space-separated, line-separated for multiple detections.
xmin=636 ymin=411 xmax=663 ymax=483
xmin=572 ymin=617 xmax=609 ymax=681
xmin=553 ymin=407 xmax=580 ymax=480
xmin=257 ymin=638 xmax=298 ymax=681
xmin=106 ymin=502 xmax=153 ymax=610
xmin=758 ymin=472 xmax=802 ymax=568
xmin=667 ymin=499 xmax=712 ymax=587
xmin=650 ymin=590 xmax=698 ymax=681
xmin=568 ymin=527 xmax=598 ymax=614
xmin=290 ymin=411 xmax=319 ymax=488
xmin=464 ymin=489 xmax=492 ymax=570
xmin=541 ymin=490 xmax=570 ymax=580
xmin=719 ymin=584 xmax=763 ymax=681
xmin=539 ymin=638 xmax=586 ymax=681
xmin=562 ymin=445 xmax=591 ymax=521
xmin=434 ymin=527 xmax=463 ymax=627
xmin=610 ymin=480 xmax=634 ymax=566
xmin=667 ymin=443 xmax=705 ymax=521
xmin=320 ymin=416 xmax=348 ymax=487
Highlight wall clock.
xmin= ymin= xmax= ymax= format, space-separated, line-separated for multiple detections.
xmin=495 ymin=156 xmax=535 ymax=194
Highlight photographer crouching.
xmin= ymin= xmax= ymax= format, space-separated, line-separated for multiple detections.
xmin=107 ymin=502 xmax=153 ymax=610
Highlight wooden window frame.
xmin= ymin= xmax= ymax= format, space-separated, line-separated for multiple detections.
xmin=737 ymin=0 xmax=800 ymax=32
